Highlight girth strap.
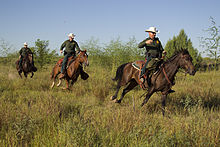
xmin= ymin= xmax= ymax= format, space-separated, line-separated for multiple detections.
xmin=162 ymin=67 xmax=172 ymax=85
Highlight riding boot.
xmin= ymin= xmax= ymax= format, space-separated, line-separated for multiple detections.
xmin=18 ymin=66 xmax=22 ymax=72
xmin=140 ymin=55 xmax=152 ymax=82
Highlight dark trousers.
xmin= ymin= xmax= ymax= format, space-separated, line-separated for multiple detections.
xmin=19 ymin=56 xmax=24 ymax=68
xmin=61 ymin=53 xmax=73 ymax=73
xmin=140 ymin=56 xmax=152 ymax=77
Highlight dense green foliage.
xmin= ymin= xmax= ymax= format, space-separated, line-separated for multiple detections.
xmin=165 ymin=29 xmax=202 ymax=67
xmin=81 ymin=37 xmax=143 ymax=73
xmin=32 ymin=39 xmax=58 ymax=68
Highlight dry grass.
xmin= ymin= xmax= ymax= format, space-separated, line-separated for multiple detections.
xmin=0 ymin=59 xmax=219 ymax=146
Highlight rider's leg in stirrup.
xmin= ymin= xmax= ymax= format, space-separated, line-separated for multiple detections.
xmin=18 ymin=56 xmax=23 ymax=72
xmin=59 ymin=54 xmax=70 ymax=79
xmin=140 ymin=56 xmax=152 ymax=83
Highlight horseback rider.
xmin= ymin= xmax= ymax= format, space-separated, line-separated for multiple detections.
xmin=18 ymin=42 xmax=34 ymax=72
xmin=59 ymin=33 xmax=81 ymax=79
xmin=138 ymin=27 xmax=166 ymax=83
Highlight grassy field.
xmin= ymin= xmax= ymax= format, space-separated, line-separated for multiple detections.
xmin=0 ymin=58 xmax=220 ymax=146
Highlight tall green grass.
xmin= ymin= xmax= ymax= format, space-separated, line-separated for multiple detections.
xmin=0 ymin=58 xmax=219 ymax=146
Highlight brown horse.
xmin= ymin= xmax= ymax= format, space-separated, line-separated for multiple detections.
xmin=50 ymin=50 xmax=89 ymax=89
xmin=16 ymin=54 xmax=37 ymax=78
xmin=111 ymin=49 xmax=196 ymax=115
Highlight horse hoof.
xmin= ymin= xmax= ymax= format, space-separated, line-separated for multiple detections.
xmin=114 ymin=99 xmax=121 ymax=104
xmin=110 ymin=96 xmax=116 ymax=100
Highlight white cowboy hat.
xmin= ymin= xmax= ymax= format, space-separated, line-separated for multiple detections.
xmin=24 ymin=42 xmax=28 ymax=46
xmin=68 ymin=33 xmax=75 ymax=38
xmin=145 ymin=27 xmax=160 ymax=33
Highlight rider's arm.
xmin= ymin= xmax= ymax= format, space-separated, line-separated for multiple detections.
xmin=75 ymin=42 xmax=81 ymax=54
xmin=19 ymin=48 xmax=23 ymax=55
xmin=60 ymin=41 xmax=66 ymax=51
xmin=138 ymin=39 xmax=147 ymax=48
xmin=159 ymin=41 xmax=164 ymax=58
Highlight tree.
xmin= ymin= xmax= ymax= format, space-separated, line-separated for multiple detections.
xmin=200 ymin=17 xmax=220 ymax=69
xmin=0 ymin=39 xmax=12 ymax=57
xmin=34 ymin=39 xmax=57 ymax=68
xmin=165 ymin=29 xmax=202 ymax=67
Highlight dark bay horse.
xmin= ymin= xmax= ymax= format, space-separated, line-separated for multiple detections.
xmin=111 ymin=49 xmax=196 ymax=115
xmin=16 ymin=54 xmax=37 ymax=78
xmin=50 ymin=50 xmax=89 ymax=89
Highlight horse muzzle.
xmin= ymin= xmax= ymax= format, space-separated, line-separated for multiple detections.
xmin=188 ymin=68 xmax=196 ymax=76
xmin=84 ymin=60 xmax=89 ymax=67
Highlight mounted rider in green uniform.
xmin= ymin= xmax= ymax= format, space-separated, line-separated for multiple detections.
xmin=59 ymin=33 xmax=81 ymax=79
xmin=18 ymin=42 xmax=35 ymax=72
xmin=138 ymin=27 xmax=166 ymax=84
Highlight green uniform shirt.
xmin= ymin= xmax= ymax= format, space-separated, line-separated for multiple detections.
xmin=19 ymin=47 xmax=32 ymax=56
xmin=60 ymin=40 xmax=80 ymax=54
xmin=138 ymin=37 xmax=164 ymax=58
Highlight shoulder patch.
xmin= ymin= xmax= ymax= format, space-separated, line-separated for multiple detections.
xmin=156 ymin=40 xmax=159 ymax=44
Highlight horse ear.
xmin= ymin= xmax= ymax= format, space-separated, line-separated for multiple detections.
xmin=84 ymin=49 xmax=87 ymax=52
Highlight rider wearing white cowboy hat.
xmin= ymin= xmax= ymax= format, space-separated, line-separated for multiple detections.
xmin=59 ymin=33 xmax=81 ymax=79
xmin=18 ymin=42 xmax=34 ymax=72
xmin=138 ymin=26 xmax=167 ymax=85
xmin=145 ymin=26 xmax=160 ymax=34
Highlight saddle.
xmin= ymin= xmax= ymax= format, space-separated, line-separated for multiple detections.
xmin=57 ymin=56 xmax=75 ymax=67
xmin=132 ymin=60 xmax=161 ymax=89
xmin=131 ymin=60 xmax=145 ymax=71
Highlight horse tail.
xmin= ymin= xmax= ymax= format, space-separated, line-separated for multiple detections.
xmin=112 ymin=63 xmax=128 ymax=82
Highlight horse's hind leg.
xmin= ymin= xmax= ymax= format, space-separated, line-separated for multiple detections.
xmin=115 ymin=79 xmax=138 ymax=103
xmin=57 ymin=79 xmax=62 ymax=87
xmin=50 ymin=67 xmax=60 ymax=88
xmin=111 ymin=82 xmax=121 ymax=100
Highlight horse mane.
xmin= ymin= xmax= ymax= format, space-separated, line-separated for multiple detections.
xmin=165 ymin=48 xmax=189 ymax=62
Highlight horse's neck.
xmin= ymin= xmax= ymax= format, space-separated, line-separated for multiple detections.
xmin=164 ymin=55 xmax=180 ymax=81
xmin=69 ymin=57 xmax=81 ymax=68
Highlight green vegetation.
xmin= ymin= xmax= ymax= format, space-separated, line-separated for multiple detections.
xmin=165 ymin=29 xmax=202 ymax=67
xmin=200 ymin=17 xmax=220 ymax=69
xmin=0 ymin=57 xmax=220 ymax=146
xmin=0 ymin=28 xmax=220 ymax=146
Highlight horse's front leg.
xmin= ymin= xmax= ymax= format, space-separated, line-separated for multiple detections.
xmin=18 ymin=71 xmax=22 ymax=78
xmin=24 ymin=72 xmax=27 ymax=78
xmin=30 ymin=72 xmax=34 ymax=78
xmin=141 ymin=87 xmax=155 ymax=106
xmin=70 ymin=77 xmax=78 ymax=87
xmin=63 ymin=79 xmax=70 ymax=90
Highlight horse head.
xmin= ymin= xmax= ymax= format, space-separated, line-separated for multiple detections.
xmin=178 ymin=49 xmax=196 ymax=75
xmin=78 ymin=50 xmax=89 ymax=67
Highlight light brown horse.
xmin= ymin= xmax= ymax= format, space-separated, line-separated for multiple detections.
xmin=16 ymin=54 xmax=37 ymax=78
xmin=111 ymin=49 xmax=196 ymax=115
xmin=50 ymin=50 xmax=89 ymax=89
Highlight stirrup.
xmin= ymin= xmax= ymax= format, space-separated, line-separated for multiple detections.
xmin=140 ymin=77 xmax=145 ymax=83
